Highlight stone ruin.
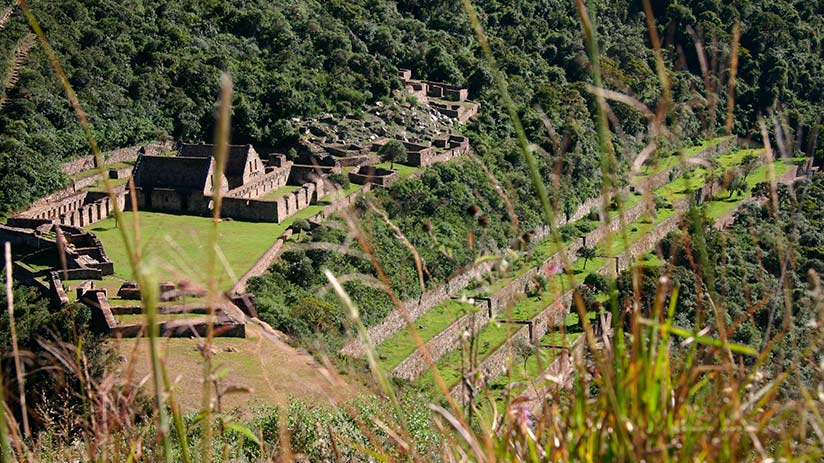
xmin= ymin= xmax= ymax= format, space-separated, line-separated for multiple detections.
xmin=77 ymin=281 xmax=245 ymax=338
xmin=398 ymin=69 xmax=480 ymax=123
xmin=348 ymin=165 xmax=399 ymax=187
xmin=131 ymin=142 xmax=341 ymax=224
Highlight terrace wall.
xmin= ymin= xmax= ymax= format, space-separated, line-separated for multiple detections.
xmin=637 ymin=137 xmax=737 ymax=193
xmin=346 ymin=141 xmax=738 ymax=362
xmin=0 ymin=224 xmax=55 ymax=249
xmin=448 ymin=166 xmax=762 ymax=400
xmin=390 ymin=196 xmax=648 ymax=380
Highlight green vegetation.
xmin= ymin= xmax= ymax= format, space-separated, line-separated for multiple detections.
xmin=375 ymin=161 xmax=420 ymax=179
xmin=1 ymin=0 xmax=823 ymax=460
xmin=378 ymin=140 xmax=408 ymax=169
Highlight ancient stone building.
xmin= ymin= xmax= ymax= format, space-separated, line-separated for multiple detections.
xmin=132 ymin=143 xmax=270 ymax=214
xmin=398 ymin=69 xmax=480 ymax=123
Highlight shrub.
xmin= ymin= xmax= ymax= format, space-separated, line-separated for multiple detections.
xmin=328 ymin=172 xmax=350 ymax=189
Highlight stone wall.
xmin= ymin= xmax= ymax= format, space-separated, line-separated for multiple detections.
xmin=348 ymin=166 xmax=400 ymax=187
xmin=48 ymin=271 xmax=70 ymax=306
xmin=0 ymin=224 xmax=55 ymax=249
xmin=339 ymin=258 xmax=497 ymax=357
xmin=342 ymin=186 xmax=632 ymax=360
xmin=389 ymin=195 xmax=646 ymax=381
xmin=20 ymin=188 xmax=127 ymax=228
xmin=231 ymin=229 xmax=294 ymax=294
xmin=446 ymin=170 xmax=750 ymax=399
xmin=79 ymin=283 xmax=246 ymax=338
xmin=62 ymin=141 xmax=174 ymax=175
xmin=225 ymin=163 xmax=292 ymax=199
xmin=348 ymin=140 xmax=737 ymax=363
xmin=220 ymin=198 xmax=280 ymax=222
xmin=423 ymin=81 xmax=469 ymax=102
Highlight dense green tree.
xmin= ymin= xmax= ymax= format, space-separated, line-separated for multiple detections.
xmin=378 ymin=140 xmax=408 ymax=169
xmin=577 ymin=246 xmax=598 ymax=269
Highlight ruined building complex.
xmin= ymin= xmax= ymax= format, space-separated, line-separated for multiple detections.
xmin=2 ymin=68 xmax=479 ymax=339
xmin=398 ymin=69 xmax=480 ymax=123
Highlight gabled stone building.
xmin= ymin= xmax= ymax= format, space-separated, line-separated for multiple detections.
xmin=132 ymin=143 xmax=267 ymax=213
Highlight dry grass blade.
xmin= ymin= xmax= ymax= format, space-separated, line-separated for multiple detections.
xmin=3 ymin=243 xmax=28 ymax=437
xmin=586 ymin=85 xmax=655 ymax=122
xmin=428 ymin=403 xmax=487 ymax=463
xmin=0 ymin=5 xmax=13 ymax=30
xmin=200 ymin=72 xmax=233 ymax=463
xmin=725 ymin=20 xmax=741 ymax=135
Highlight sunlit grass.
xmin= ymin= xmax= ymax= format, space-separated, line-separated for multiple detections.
xmin=375 ymin=300 xmax=477 ymax=370
xmin=89 ymin=211 xmax=292 ymax=287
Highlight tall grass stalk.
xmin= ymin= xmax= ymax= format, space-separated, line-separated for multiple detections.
xmin=1 ymin=244 xmax=13 ymax=462
xmin=17 ymin=3 xmax=183 ymax=460
xmin=3 ymin=243 xmax=28 ymax=437
xmin=200 ymin=73 xmax=234 ymax=463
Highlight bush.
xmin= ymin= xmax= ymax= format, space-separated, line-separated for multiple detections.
xmin=328 ymin=172 xmax=350 ymax=189
xmin=584 ymin=272 xmax=612 ymax=293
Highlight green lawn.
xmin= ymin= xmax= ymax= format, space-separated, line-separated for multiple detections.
xmin=88 ymin=212 xmax=290 ymax=288
xmin=632 ymin=137 xmax=727 ymax=184
xmin=16 ymin=248 xmax=60 ymax=274
xmin=72 ymin=161 xmax=135 ymax=181
xmin=601 ymin=207 xmax=676 ymax=256
xmin=87 ymin=177 xmax=130 ymax=192
xmin=115 ymin=313 xmax=204 ymax=324
xmin=376 ymin=162 xmax=421 ymax=179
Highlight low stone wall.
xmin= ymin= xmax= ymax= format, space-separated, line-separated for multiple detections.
xmin=304 ymin=183 xmax=373 ymax=224
xmin=405 ymin=136 xmax=470 ymax=168
xmin=348 ymin=166 xmax=399 ymax=187
xmin=56 ymin=267 xmax=103 ymax=280
xmin=347 ymin=139 xmax=740 ymax=365
xmin=232 ymin=183 xmax=375 ymax=295
xmin=340 ymin=258 xmax=497 ymax=358
xmin=342 ymin=187 xmax=635 ymax=360
xmin=231 ymin=229 xmax=294 ymax=294
xmin=447 ymin=168 xmax=753 ymax=399
xmin=20 ymin=189 xmax=127 ymax=228
xmin=80 ymin=283 xmax=246 ymax=338
xmin=48 ymin=271 xmax=70 ymax=306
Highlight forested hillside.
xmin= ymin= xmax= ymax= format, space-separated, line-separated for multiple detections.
xmin=1 ymin=0 xmax=822 ymax=217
